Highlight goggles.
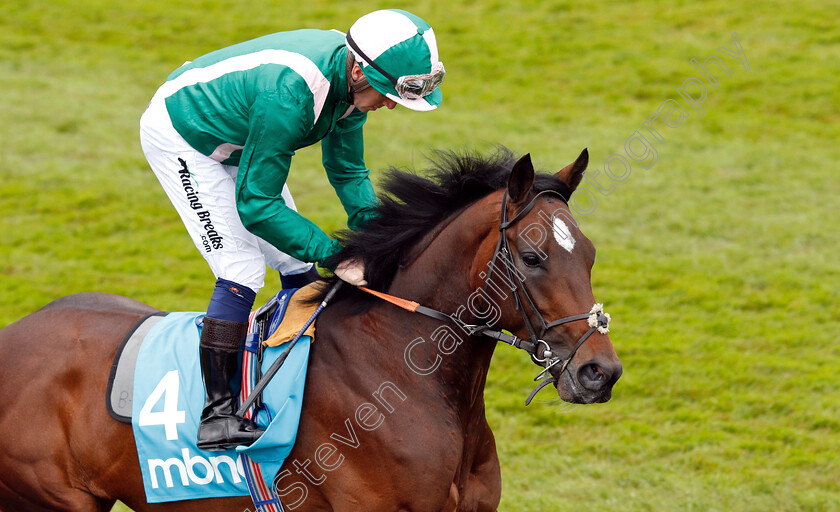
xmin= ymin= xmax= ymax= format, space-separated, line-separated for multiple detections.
xmin=395 ymin=62 xmax=446 ymax=100
xmin=346 ymin=33 xmax=445 ymax=101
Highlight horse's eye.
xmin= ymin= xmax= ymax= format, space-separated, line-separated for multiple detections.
xmin=521 ymin=252 xmax=542 ymax=268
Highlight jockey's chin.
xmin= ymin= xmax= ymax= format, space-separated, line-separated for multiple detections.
xmin=353 ymin=88 xmax=397 ymax=112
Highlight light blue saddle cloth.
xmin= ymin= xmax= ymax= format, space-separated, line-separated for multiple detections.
xmin=131 ymin=291 xmax=310 ymax=503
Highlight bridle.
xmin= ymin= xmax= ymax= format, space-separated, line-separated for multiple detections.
xmin=359 ymin=187 xmax=611 ymax=404
xmin=481 ymin=188 xmax=611 ymax=403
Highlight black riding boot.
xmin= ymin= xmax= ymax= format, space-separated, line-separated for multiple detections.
xmin=197 ymin=316 xmax=264 ymax=451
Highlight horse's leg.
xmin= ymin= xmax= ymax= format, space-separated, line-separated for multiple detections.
xmin=442 ymin=482 xmax=460 ymax=512
xmin=459 ymin=420 xmax=501 ymax=512
xmin=0 ymin=293 xmax=155 ymax=511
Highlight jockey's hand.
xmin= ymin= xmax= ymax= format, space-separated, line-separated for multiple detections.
xmin=335 ymin=259 xmax=367 ymax=286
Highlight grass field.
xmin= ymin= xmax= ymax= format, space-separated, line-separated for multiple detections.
xmin=1 ymin=0 xmax=838 ymax=511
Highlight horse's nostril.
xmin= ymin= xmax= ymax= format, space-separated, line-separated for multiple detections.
xmin=578 ymin=363 xmax=608 ymax=390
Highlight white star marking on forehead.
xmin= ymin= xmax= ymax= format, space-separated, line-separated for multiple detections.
xmin=552 ymin=217 xmax=576 ymax=253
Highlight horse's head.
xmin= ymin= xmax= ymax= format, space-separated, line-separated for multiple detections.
xmin=475 ymin=150 xmax=622 ymax=404
xmin=325 ymin=147 xmax=621 ymax=405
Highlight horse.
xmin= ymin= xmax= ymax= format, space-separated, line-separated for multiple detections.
xmin=0 ymin=147 xmax=621 ymax=512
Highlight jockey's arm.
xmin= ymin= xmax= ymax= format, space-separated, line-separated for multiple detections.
xmin=235 ymin=90 xmax=343 ymax=269
xmin=321 ymin=110 xmax=379 ymax=231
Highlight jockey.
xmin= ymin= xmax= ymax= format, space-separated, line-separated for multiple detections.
xmin=139 ymin=9 xmax=445 ymax=451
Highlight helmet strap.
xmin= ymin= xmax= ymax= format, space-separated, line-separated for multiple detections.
xmin=346 ymin=51 xmax=372 ymax=103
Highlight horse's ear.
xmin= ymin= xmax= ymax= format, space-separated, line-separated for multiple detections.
xmin=556 ymin=148 xmax=589 ymax=193
xmin=508 ymin=153 xmax=535 ymax=203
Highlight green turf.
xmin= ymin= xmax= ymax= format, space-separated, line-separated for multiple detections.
xmin=1 ymin=1 xmax=838 ymax=511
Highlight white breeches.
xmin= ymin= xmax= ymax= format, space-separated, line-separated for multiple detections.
xmin=139 ymin=93 xmax=311 ymax=293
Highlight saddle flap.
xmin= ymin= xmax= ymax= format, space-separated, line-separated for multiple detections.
xmin=107 ymin=312 xmax=168 ymax=423
xmin=264 ymin=284 xmax=321 ymax=347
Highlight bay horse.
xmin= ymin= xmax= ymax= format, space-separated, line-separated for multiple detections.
xmin=0 ymin=148 xmax=621 ymax=512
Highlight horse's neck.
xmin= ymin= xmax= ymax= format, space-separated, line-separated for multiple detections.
xmin=321 ymin=197 xmax=500 ymax=418
xmin=384 ymin=197 xmax=500 ymax=411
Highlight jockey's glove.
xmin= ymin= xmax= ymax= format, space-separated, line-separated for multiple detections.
xmin=334 ymin=259 xmax=368 ymax=287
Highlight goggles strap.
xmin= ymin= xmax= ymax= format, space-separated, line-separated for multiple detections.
xmin=346 ymin=33 xmax=399 ymax=86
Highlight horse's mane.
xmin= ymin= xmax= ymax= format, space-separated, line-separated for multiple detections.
xmin=316 ymin=147 xmax=571 ymax=304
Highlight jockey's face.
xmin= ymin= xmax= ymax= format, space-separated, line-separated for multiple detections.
xmin=350 ymin=63 xmax=397 ymax=113
xmin=353 ymin=87 xmax=397 ymax=112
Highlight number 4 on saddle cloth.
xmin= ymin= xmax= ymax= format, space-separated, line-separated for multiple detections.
xmin=106 ymin=285 xmax=321 ymax=507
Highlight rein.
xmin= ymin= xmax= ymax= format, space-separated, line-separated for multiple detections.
xmin=358 ymin=188 xmax=611 ymax=404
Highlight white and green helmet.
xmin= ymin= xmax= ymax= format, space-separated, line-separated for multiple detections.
xmin=346 ymin=9 xmax=445 ymax=112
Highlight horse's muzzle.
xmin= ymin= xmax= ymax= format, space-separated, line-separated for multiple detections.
xmin=556 ymin=357 xmax=622 ymax=404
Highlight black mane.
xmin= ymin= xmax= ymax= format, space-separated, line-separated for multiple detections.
xmin=320 ymin=147 xmax=571 ymax=295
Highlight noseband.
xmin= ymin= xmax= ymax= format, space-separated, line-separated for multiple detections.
xmin=359 ymin=188 xmax=611 ymax=404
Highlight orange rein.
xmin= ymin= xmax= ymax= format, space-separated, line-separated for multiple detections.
xmin=358 ymin=286 xmax=420 ymax=313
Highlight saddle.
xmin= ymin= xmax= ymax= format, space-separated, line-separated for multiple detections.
xmin=105 ymin=285 xmax=320 ymax=506
xmin=107 ymin=284 xmax=320 ymax=423
xmin=262 ymin=283 xmax=320 ymax=347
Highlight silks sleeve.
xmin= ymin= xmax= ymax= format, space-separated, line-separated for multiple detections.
xmin=321 ymin=109 xmax=379 ymax=231
xmin=235 ymin=88 xmax=343 ymax=267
